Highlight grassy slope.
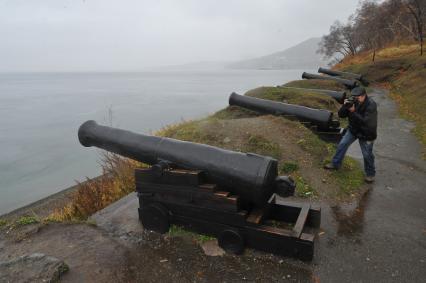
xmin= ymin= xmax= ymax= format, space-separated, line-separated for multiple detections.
xmin=335 ymin=44 xmax=426 ymax=157
xmin=158 ymin=81 xmax=364 ymax=200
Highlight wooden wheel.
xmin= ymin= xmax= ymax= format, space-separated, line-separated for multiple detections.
xmin=218 ymin=229 xmax=245 ymax=254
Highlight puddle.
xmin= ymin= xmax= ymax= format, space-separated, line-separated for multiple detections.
xmin=331 ymin=189 xmax=371 ymax=237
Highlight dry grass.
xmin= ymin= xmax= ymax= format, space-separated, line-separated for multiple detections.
xmin=48 ymin=153 xmax=141 ymax=221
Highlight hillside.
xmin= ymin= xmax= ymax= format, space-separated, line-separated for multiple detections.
xmin=227 ymin=37 xmax=329 ymax=70
xmin=335 ymin=44 xmax=426 ymax=157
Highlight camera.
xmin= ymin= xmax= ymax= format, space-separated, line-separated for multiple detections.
xmin=344 ymin=96 xmax=356 ymax=108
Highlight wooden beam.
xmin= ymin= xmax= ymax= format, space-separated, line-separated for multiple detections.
xmin=292 ymin=204 xmax=310 ymax=238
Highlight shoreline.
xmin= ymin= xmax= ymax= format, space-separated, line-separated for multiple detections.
xmin=0 ymin=175 xmax=105 ymax=221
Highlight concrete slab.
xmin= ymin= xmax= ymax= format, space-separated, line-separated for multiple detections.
xmin=90 ymin=192 xmax=143 ymax=239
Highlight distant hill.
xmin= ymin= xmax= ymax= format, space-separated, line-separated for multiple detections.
xmin=227 ymin=37 xmax=329 ymax=70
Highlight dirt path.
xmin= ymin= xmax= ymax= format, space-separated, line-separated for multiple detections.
xmin=0 ymin=88 xmax=424 ymax=282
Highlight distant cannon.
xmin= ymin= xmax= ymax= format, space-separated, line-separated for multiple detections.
xmin=229 ymin=92 xmax=338 ymax=130
xmin=318 ymin=67 xmax=369 ymax=86
xmin=302 ymin=72 xmax=358 ymax=89
xmin=318 ymin=67 xmax=363 ymax=81
xmin=78 ymin=120 xmax=321 ymax=260
xmin=279 ymin=86 xmax=346 ymax=104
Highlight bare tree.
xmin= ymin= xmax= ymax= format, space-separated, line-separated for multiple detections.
xmin=318 ymin=21 xmax=359 ymax=60
xmin=318 ymin=0 xmax=426 ymax=59
xmin=404 ymin=0 xmax=425 ymax=55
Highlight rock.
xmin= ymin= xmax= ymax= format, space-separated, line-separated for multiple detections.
xmin=201 ymin=240 xmax=225 ymax=256
xmin=0 ymin=253 xmax=68 ymax=282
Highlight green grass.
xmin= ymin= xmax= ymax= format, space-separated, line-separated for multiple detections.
xmin=168 ymin=225 xmax=215 ymax=243
xmin=156 ymin=118 xmax=224 ymax=146
xmin=16 ymin=215 xmax=39 ymax=226
xmin=0 ymin=219 xmax=7 ymax=227
xmin=211 ymin=106 xmax=258 ymax=120
xmin=294 ymin=175 xmax=316 ymax=198
xmin=244 ymin=135 xmax=281 ymax=159
xmin=295 ymin=130 xmax=330 ymax=160
xmin=279 ymin=161 xmax=299 ymax=174
xmin=322 ymin=143 xmax=365 ymax=195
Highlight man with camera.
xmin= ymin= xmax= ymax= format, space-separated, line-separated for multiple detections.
xmin=324 ymin=86 xmax=378 ymax=183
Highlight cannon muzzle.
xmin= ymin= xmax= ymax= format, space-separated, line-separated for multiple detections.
xmin=78 ymin=120 xmax=283 ymax=207
xmin=229 ymin=92 xmax=335 ymax=130
xmin=302 ymin=72 xmax=358 ymax=89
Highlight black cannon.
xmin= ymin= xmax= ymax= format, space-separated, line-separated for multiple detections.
xmin=278 ymin=86 xmax=346 ymax=104
xmin=302 ymin=72 xmax=358 ymax=89
xmin=229 ymin=92 xmax=340 ymax=132
xmin=318 ymin=67 xmax=369 ymax=86
xmin=318 ymin=67 xmax=363 ymax=80
xmin=79 ymin=120 xmax=286 ymax=207
xmin=78 ymin=120 xmax=321 ymax=260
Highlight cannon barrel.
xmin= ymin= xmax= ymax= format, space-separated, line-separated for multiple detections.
xmin=302 ymin=72 xmax=358 ymax=89
xmin=279 ymin=86 xmax=346 ymax=104
xmin=229 ymin=92 xmax=334 ymax=130
xmin=318 ymin=67 xmax=363 ymax=81
xmin=78 ymin=120 xmax=279 ymax=207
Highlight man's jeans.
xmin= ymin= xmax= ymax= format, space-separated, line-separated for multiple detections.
xmin=332 ymin=130 xmax=376 ymax=177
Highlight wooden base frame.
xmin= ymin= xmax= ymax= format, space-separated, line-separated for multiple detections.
xmin=135 ymin=168 xmax=321 ymax=261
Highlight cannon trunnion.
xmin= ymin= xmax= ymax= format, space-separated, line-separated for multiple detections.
xmin=78 ymin=121 xmax=321 ymax=260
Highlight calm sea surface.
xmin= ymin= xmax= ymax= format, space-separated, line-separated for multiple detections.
xmin=0 ymin=69 xmax=310 ymax=214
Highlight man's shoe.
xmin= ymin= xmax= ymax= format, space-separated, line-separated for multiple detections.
xmin=324 ymin=163 xmax=338 ymax=170
xmin=365 ymin=176 xmax=375 ymax=183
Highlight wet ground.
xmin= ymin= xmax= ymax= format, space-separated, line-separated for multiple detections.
xmin=0 ymin=88 xmax=425 ymax=282
xmin=313 ymin=88 xmax=426 ymax=282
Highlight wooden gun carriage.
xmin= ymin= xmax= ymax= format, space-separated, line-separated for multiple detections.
xmin=78 ymin=121 xmax=321 ymax=260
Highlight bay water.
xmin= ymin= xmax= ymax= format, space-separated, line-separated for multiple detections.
xmin=0 ymin=69 xmax=309 ymax=215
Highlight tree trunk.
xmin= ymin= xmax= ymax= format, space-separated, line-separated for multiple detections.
xmin=372 ymin=49 xmax=376 ymax=62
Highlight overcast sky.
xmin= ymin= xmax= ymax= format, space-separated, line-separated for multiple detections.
xmin=0 ymin=0 xmax=360 ymax=72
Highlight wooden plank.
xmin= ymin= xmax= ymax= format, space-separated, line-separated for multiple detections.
xmin=246 ymin=208 xmax=264 ymax=224
xmin=199 ymin=183 xmax=217 ymax=192
xmin=272 ymin=198 xmax=321 ymax=228
xmin=142 ymin=199 xmax=247 ymax=226
xmin=214 ymin=191 xmax=230 ymax=198
xmin=292 ymin=204 xmax=310 ymax=238
xmin=226 ymin=195 xmax=239 ymax=205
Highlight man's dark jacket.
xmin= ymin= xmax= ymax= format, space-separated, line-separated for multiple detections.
xmin=338 ymin=95 xmax=378 ymax=141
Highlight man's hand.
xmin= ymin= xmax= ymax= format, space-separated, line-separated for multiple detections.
xmin=348 ymin=105 xmax=356 ymax=112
